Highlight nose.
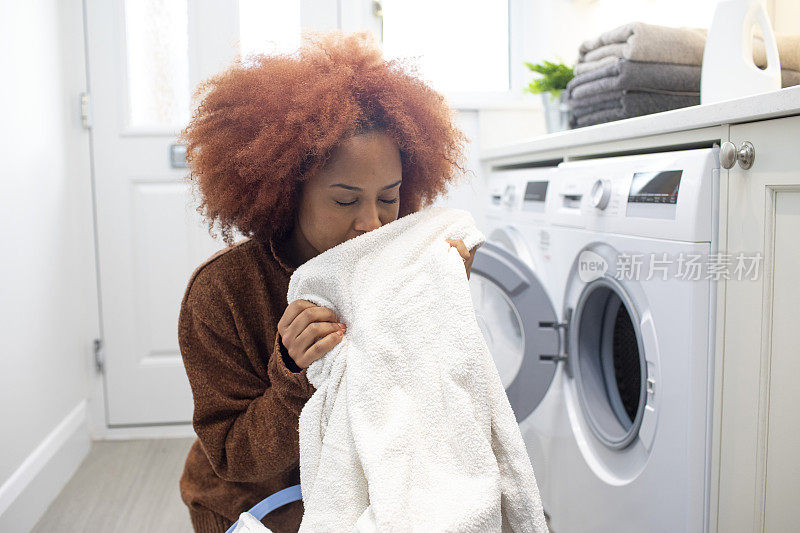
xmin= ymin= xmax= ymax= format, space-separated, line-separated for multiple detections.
xmin=353 ymin=202 xmax=382 ymax=233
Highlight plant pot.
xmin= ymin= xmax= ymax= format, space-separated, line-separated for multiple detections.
xmin=541 ymin=91 xmax=569 ymax=133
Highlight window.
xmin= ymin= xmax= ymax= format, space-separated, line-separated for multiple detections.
xmin=124 ymin=0 xmax=190 ymax=128
xmin=380 ymin=0 xmax=510 ymax=93
xmin=238 ymin=0 xmax=302 ymax=59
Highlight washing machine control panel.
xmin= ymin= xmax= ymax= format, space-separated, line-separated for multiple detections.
xmin=546 ymin=148 xmax=718 ymax=242
xmin=487 ymin=167 xmax=556 ymax=221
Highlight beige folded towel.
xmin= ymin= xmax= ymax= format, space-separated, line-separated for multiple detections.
xmin=577 ymin=22 xmax=800 ymax=78
xmin=753 ymin=33 xmax=800 ymax=71
xmin=577 ymin=22 xmax=707 ymax=65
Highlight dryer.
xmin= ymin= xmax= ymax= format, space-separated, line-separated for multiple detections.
xmin=474 ymin=167 xmax=555 ymax=387
xmin=469 ymin=166 xmax=562 ymax=515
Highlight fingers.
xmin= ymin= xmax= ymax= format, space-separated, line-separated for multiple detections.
xmin=301 ymin=327 xmax=346 ymax=368
xmin=279 ymin=300 xmax=340 ymax=341
xmin=279 ymin=299 xmax=335 ymax=332
xmin=296 ymin=301 xmax=342 ymax=333
xmin=296 ymin=320 xmax=346 ymax=357
xmin=277 ymin=299 xmax=311 ymax=337
xmin=278 ymin=299 xmax=346 ymax=369
xmin=291 ymin=322 xmax=345 ymax=369
xmin=447 ymin=238 xmax=477 ymax=280
xmin=446 ymin=238 xmax=469 ymax=262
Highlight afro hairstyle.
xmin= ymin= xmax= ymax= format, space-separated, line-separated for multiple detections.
xmin=179 ymin=30 xmax=471 ymax=246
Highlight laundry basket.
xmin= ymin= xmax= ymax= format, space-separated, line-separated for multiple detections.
xmin=224 ymin=484 xmax=302 ymax=533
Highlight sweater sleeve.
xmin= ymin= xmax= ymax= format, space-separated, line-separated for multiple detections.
xmin=178 ymin=282 xmax=316 ymax=483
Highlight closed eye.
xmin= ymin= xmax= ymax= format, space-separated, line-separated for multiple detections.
xmin=336 ymin=198 xmax=399 ymax=206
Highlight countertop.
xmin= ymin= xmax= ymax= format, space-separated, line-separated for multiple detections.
xmin=481 ymin=85 xmax=800 ymax=161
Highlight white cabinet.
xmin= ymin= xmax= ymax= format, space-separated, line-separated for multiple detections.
xmin=715 ymin=115 xmax=800 ymax=532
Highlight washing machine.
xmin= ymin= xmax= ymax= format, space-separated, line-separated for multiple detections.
xmin=471 ymin=147 xmax=720 ymax=531
xmin=545 ymin=147 xmax=719 ymax=532
xmin=469 ymin=165 xmax=563 ymax=515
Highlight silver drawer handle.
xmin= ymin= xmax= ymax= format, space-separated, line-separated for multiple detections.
xmin=720 ymin=141 xmax=755 ymax=170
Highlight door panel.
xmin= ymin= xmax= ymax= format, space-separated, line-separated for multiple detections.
xmin=85 ymin=0 xmax=241 ymax=425
xmin=716 ymin=115 xmax=800 ymax=531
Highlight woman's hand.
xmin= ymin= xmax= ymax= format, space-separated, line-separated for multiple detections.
xmin=277 ymin=300 xmax=347 ymax=370
xmin=446 ymin=238 xmax=480 ymax=280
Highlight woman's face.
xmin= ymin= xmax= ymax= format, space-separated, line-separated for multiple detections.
xmin=287 ymin=130 xmax=403 ymax=265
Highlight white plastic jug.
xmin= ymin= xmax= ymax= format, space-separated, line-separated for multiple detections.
xmin=701 ymin=0 xmax=781 ymax=104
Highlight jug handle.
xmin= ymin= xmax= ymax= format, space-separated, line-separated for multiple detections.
xmin=744 ymin=3 xmax=782 ymax=75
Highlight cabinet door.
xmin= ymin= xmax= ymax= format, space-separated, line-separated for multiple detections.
xmin=717 ymin=115 xmax=800 ymax=532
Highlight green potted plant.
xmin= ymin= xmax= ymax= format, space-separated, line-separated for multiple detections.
xmin=523 ymin=60 xmax=574 ymax=133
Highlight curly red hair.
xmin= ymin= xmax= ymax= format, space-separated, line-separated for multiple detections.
xmin=179 ymin=30 xmax=470 ymax=246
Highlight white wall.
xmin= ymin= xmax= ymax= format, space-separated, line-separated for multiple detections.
xmin=770 ymin=0 xmax=800 ymax=34
xmin=439 ymin=107 xmax=552 ymax=227
xmin=436 ymin=110 xmax=489 ymax=230
xmin=0 ymin=0 xmax=98 ymax=529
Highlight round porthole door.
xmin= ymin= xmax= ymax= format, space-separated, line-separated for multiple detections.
xmin=569 ymin=276 xmax=647 ymax=450
xmin=487 ymin=225 xmax=537 ymax=273
xmin=469 ymin=239 xmax=560 ymax=423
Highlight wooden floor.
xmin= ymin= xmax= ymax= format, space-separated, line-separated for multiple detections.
xmin=32 ymin=438 xmax=196 ymax=533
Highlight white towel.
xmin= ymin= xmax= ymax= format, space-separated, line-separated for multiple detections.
xmin=290 ymin=205 xmax=546 ymax=532
xmin=232 ymin=206 xmax=546 ymax=532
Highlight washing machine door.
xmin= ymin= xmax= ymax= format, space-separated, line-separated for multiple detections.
xmin=566 ymin=273 xmax=651 ymax=451
xmin=469 ymin=239 xmax=560 ymax=423
xmin=487 ymin=225 xmax=537 ymax=272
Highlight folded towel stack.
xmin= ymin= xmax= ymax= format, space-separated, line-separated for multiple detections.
xmin=567 ymin=22 xmax=800 ymax=128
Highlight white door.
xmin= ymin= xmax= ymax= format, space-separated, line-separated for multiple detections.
xmin=85 ymin=0 xmax=344 ymax=426
xmin=84 ymin=0 xmax=244 ymax=425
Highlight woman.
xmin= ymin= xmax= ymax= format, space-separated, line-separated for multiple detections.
xmin=177 ymin=30 xmax=480 ymax=532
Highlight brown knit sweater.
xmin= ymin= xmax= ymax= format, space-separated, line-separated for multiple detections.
xmin=177 ymin=234 xmax=315 ymax=532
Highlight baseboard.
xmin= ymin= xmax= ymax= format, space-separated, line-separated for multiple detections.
xmin=0 ymin=400 xmax=90 ymax=532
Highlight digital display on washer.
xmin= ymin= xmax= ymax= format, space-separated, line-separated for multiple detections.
xmin=524 ymin=181 xmax=548 ymax=202
xmin=627 ymin=170 xmax=682 ymax=204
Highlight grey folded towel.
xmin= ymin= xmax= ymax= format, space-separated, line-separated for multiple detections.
xmin=574 ymin=55 xmax=619 ymax=75
xmin=567 ymin=59 xmax=701 ymax=100
xmin=568 ymin=95 xmax=624 ymax=116
xmin=568 ymin=91 xmax=700 ymax=128
xmin=571 ymin=108 xmax=630 ymax=128
xmin=576 ymin=57 xmax=800 ymax=87
xmin=575 ymin=22 xmax=800 ymax=86
xmin=568 ymin=90 xmax=689 ymax=115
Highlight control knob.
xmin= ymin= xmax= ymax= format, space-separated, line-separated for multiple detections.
xmin=590 ymin=179 xmax=612 ymax=210
xmin=501 ymin=185 xmax=515 ymax=207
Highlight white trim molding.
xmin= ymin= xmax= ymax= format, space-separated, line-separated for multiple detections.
xmin=0 ymin=401 xmax=91 ymax=531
